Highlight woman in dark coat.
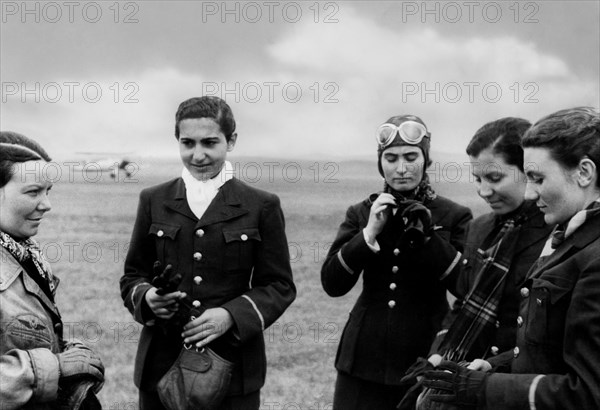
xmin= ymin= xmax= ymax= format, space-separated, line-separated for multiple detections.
xmin=321 ymin=115 xmax=472 ymax=409
xmin=399 ymin=118 xmax=555 ymax=410
xmin=423 ymin=107 xmax=600 ymax=410
xmin=120 ymin=97 xmax=296 ymax=410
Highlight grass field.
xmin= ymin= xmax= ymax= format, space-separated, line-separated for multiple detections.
xmin=35 ymin=156 xmax=487 ymax=409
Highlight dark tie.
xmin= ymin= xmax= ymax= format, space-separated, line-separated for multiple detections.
xmin=550 ymin=225 xmax=566 ymax=249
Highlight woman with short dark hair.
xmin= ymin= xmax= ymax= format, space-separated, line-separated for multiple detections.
xmin=423 ymin=107 xmax=600 ymax=410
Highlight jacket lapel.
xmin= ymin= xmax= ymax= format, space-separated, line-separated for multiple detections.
xmin=163 ymin=178 xmax=199 ymax=222
xmin=528 ymin=213 xmax=600 ymax=280
xmin=198 ymin=179 xmax=249 ymax=227
xmin=513 ymin=213 xmax=552 ymax=256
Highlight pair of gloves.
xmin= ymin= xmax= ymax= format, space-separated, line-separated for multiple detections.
xmin=398 ymin=358 xmax=489 ymax=410
xmin=398 ymin=201 xmax=433 ymax=250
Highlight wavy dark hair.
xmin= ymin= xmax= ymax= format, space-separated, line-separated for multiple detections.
xmin=174 ymin=96 xmax=236 ymax=141
xmin=523 ymin=107 xmax=600 ymax=187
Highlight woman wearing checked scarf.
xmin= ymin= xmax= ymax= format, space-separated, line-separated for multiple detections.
xmin=321 ymin=115 xmax=472 ymax=409
xmin=398 ymin=118 xmax=554 ymax=410
xmin=0 ymin=132 xmax=105 ymax=409
xmin=421 ymin=107 xmax=600 ymax=410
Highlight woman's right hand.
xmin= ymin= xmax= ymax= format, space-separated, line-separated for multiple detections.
xmin=145 ymin=287 xmax=187 ymax=319
xmin=364 ymin=193 xmax=397 ymax=239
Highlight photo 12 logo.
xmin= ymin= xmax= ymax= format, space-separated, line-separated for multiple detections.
xmin=1 ymin=1 xmax=140 ymax=24
xmin=400 ymin=1 xmax=540 ymax=24
xmin=2 ymin=82 xmax=140 ymax=103
xmin=401 ymin=81 xmax=539 ymax=104
xmin=202 ymin=82 xmax=340 ymax=104
xmin=200 ymin=1 xmax=340 ymax=24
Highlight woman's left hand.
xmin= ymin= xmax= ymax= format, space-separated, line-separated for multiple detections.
xmin=181 ymin=308 xmax=234 ymax=348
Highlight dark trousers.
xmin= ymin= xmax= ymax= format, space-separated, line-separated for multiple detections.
xmin=139 ymin=388 xmax=260 ymax=410
xmin=333 ymin=371 xmax=409 ymax=410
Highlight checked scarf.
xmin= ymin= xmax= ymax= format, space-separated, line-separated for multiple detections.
xmin=0 ymin=230 xmax=57 ymax=295
xmin=438 ymin=202 xmax=539 ymax=362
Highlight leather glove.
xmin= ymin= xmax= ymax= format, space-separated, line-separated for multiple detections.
xmin=152 ymin=261 xmax=182 ymax=295
xmin=397 ymin=358 xmax=434 ymax=410
xmin=399 ymin=201 xmax=432 ymax=250
xmin=57 ymin=340 xmax=105 ymax=385
xmin=422 ymin=360 xmax=488 ymax=408
xmin=401 ymin=357 xmax=434 ymax=385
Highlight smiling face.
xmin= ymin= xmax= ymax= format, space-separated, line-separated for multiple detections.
xmin=381 ymin=145 xmax=425 ymax=192
xmin=0 ymin=160 xmax=52 ymax=239
xmin=178 ymin=118 xmax=236 ymax=181
xmin=524 ymin=147 xmax=585 ymax=225
xmin=470 ymin=147 xmax=527 ymax=215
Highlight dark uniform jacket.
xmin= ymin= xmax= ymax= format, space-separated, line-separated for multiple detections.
xmin=321 ymin=195 xmax=472 ymax=385
xmin=120 ymin=177 xmax=296 ymax=396
xmin=485 ymin=211 xmax=600 ymax=410
xmin=432 ymin=204 xmax=553 ymax=361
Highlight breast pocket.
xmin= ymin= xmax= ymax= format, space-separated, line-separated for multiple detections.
xmin=222 ymin=228 xmax=261 ymax=271
xmin=148 ymin=222 xmax=181 ymax=266
xmin=524 ymin=277 xmax=573 ymax=347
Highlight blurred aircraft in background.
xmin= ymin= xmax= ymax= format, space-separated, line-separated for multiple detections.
xmin=74 ymin=152 xmax=135 ymax=179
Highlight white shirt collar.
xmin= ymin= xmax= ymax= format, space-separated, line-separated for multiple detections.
xmin=181 ymin=161 xmax=234 ymax=219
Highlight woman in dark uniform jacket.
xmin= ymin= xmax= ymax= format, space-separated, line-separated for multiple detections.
xmin=400 ymin=118 xmax=554 ymax=410
xmin=423 ymin=107 xmax=600 ymax=410
xmin=432 ymin=118 xmax=555 ymax=363
xmin=321 ymin=115 xmax=472 ymax=409
xmin=120 ymin=97 xmax=296 ymax=410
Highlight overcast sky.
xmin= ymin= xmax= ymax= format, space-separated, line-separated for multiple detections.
xmin=2 ymin=0 xmax=599 ymax=159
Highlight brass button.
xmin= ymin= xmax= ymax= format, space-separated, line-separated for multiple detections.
xmin=390 ymin=283 xmax=397 ymax=290
xmin=192 ymin=300 xmax=201 ymax=308
xmin=536 ymin=298 xmax=542 ymax=306
xmin=391 ymin=266 xmax=399 ymax=274
xmin=517 ymin=316 xmax=524 ymax=327
xmin=513 ymin=347 xmax=520 ymax=358
xmin=490 ymin=346 xmax=499 ymax=355
xmin=157 ymin=230 xmax=164 ymax=237
xmin=241 ymin=234 xmax=248 ymax=241
xmin=193 ymin=252 xmax=202 ymax=261
xmin=196 ymin=229 xmax=205 ymax=237
xmin=462 ymin=258 xmax=468 ymax=265
xmin=388 ymin=300 xmax=396 ymax=308
xmin=393 ymin=248 xmax=400 ymax=256
xmin=194 ymin=276 xmax=202 ymax=285
xmin=520 ymin=287 xmax=530 ymax=298
xmin=495 ymin=320 xmax=500 ymax=329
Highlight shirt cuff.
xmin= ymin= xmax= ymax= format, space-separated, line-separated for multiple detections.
xmin=363 ymin=229 xmax=380 ymax=253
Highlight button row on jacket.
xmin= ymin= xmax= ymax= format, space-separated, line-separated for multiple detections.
xmin=390 ymin=283 xmax=397 ymax=290
xmin=490 ymin=346 xmax=499 ymax=355
xmin=388 ymin=300 xmax=396 ymax=308
xmin=391 ymin=266 xmax=399 ymax=273
xmin=193 ymin=300 xmax=201 ymax=308
xmin=196 ymin=229 xmax=205 ymax=237
xmin=193 ymin=252 xmax=202 ymax=261
xmin=520 ymin=287 xmax=530 ymax=298
xmin=157 ymin=230 xmax=164 ymax=237
xmin=393 ymin=248 xmax=400 ymax=256
xmin=513 ymin=346 xmax=520 ymax=358
xmin=194 ymin=276 xmax=203 ymax=285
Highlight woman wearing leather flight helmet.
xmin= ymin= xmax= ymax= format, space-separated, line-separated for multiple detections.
xmin=321 ymin=115 xmax=472 ymax=409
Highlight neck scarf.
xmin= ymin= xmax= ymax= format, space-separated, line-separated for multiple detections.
xmin=383 ymin=174 xmax=437 ymax=204
xmin=0 ymin=231 xmax=57 ymax=295
xmin=181 ymin=161 xmax=233 ymax=219
xmin=438 ymin=201 xmax=539 ymax=362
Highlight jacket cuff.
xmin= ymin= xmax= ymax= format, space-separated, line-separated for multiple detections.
xmin=485 ymin=372 xmax=539 ymax=410
xmin=338 ymin=231 xmax=376 ymax=274
xmin=222 ymin=295 xmax=264 ymax=343
xmin=27 ymin=348 xmax=59 ymax=402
